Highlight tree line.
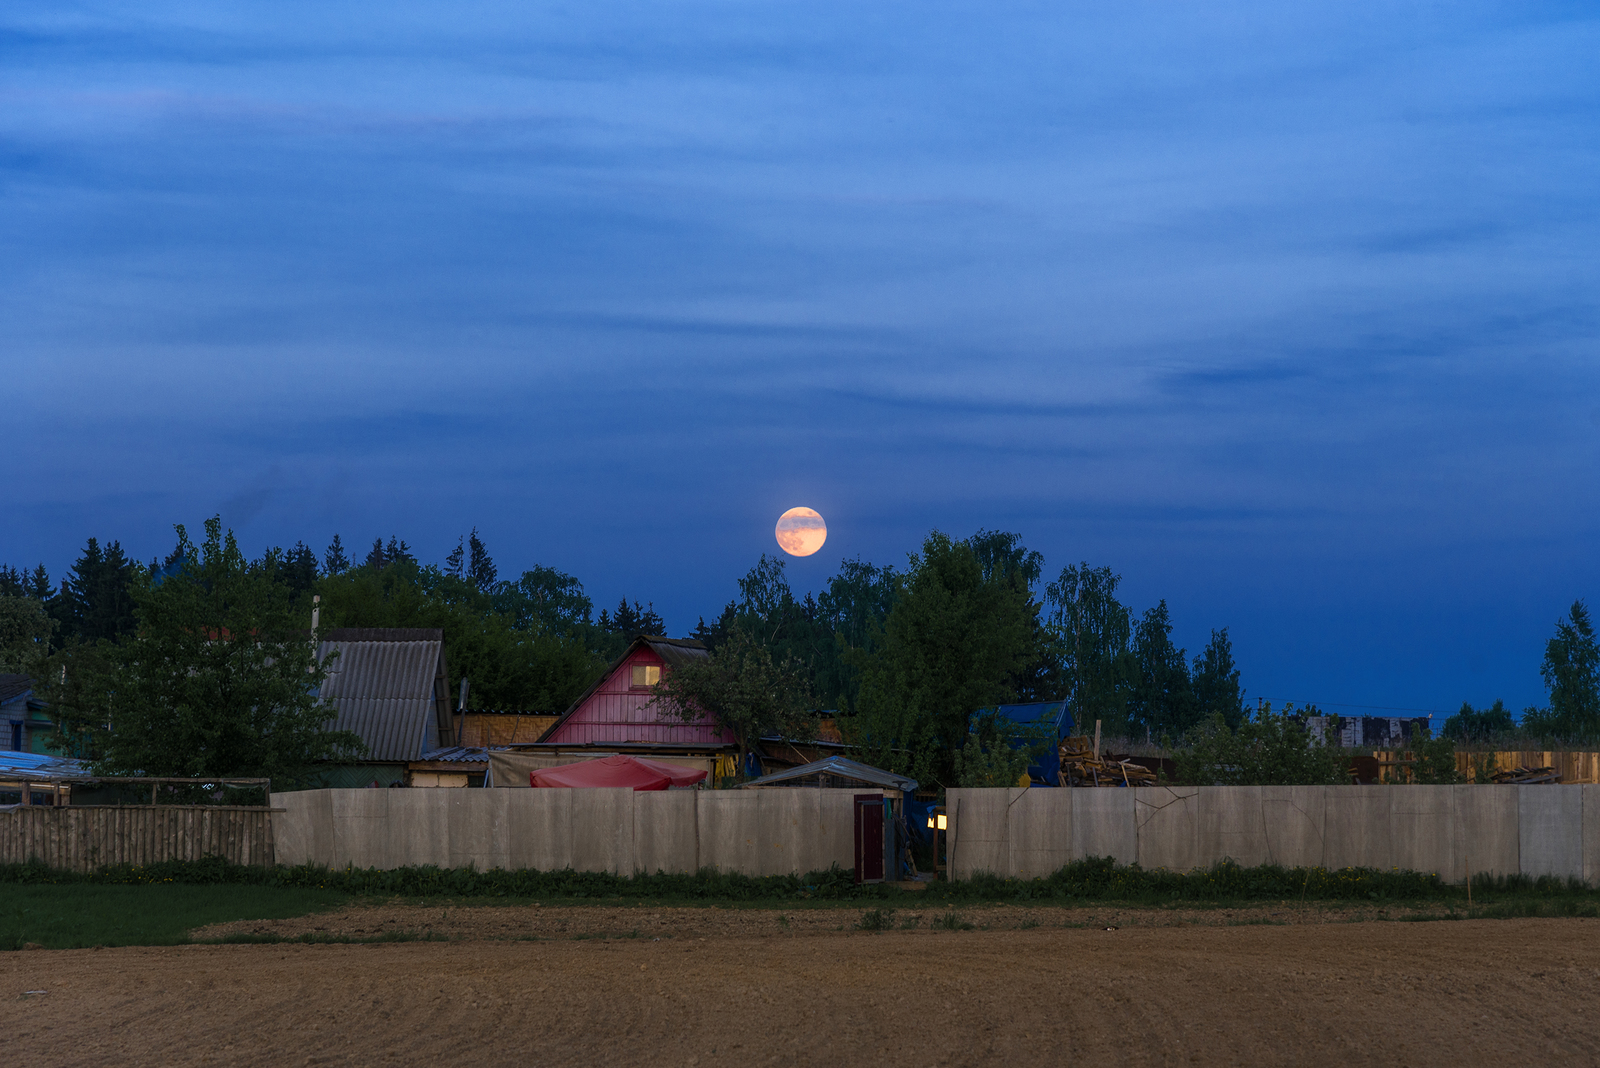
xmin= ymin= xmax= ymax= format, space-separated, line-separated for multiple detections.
xmin=2 ymin=520 xmax=1595 ymax=788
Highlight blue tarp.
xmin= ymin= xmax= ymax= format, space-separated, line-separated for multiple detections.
xmin=970 ymin=701 xmax=1073 ymax=785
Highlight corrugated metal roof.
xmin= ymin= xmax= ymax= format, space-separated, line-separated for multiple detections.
xmin=0 ymin=751 xmax=92 ymax=781
xmin=415 ymin=746 xmax=490 ymax=764
xmin=318 ymin=631 xmax=450 ymax=762
xmin=740 ymin=756 xmax=918 ymax=792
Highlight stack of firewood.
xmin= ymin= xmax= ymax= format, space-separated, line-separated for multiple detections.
xmin=1058 ymin=736 xmax=1158 ymax=787
xmin=1490 ymin=766 xmax=1562 ymax=785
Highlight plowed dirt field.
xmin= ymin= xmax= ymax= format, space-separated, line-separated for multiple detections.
xmin=6 ymin=911 xmax=1598 ymax=1067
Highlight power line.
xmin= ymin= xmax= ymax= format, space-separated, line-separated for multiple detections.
xmin=1258 ymin=699 xmax=1456 ymax=716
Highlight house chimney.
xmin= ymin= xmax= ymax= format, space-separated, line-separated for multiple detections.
xmin=311 ymin=594 xmax=321 ymax=635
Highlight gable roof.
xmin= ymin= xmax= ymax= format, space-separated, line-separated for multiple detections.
xmin=316 ymin=628 xmax=452 ymax=762
xmin=537 ymin=636 xmax=709 ymax=743
xmin=740 ymin=756 xmax=918 ymax=793
xmin=0 ymin=674 xmax=34 ymax=706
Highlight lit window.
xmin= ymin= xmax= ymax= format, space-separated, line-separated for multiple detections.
xmin=631 ymin=664 xmax=661 ymax=688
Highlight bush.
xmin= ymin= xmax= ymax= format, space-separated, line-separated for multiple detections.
xmin=1173 ymin=705 xmax=1349 ymax=786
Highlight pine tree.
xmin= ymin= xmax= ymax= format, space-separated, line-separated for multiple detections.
xmin=1128 ymin=601 xmax=1196 ymax=740
xmin=323 ymin=534 xmax=350 ymax=575
xmin=51 ymin=538 xmax=137 ymax=645
xmin=466 ymin=528 xmax=497 ymax=592
xmin=1191 ymin=628 xmax=1245 ymax=729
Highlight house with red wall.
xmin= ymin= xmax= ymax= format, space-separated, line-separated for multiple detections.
xmin=538 ymin=636 xmax=730 ymax=745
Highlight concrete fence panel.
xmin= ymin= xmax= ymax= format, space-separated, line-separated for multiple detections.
xmin=505 ymin=790 xmax=575 ymax=872
xmin=1451 ymin=786 xmax=1518 ymax=879
xmin=1390 ymin=786 xmax=1454 ymax=877
xmin=329 ymin=789 xmax=392 ymax=869
xmin=1258 ymin=787 xmax=1328 ymax=869
xmin=273 ymin=790 xmax=331 ymax=866
xmin=445 ymin=790 xmax=510 ymax=871
xmin=1586 ymin=787 xmax=1600 ymax=886
xmin=1072 ymin=789 xmax=1137 ymax=864
xmin=696 ymin=790 xmax=761 ymax=875
xmin=1005 ymin=788 xmax=1074 ymax=879
xmin=946 ymin=788 xmax=1018 ymax=879
xmin=1520 ymin=785 xmax=1584 ymax=880
xmin=1321 ymin=787 xmax=1396 ymax=871
xmin=570 ymin=788 xmax=636 ymax=876
xmin=1133 ymin=787 xmax=1201 ymax=871
xmin=633 ymin=790 xmax=698 ymax=874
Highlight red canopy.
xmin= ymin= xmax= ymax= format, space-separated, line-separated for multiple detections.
xmin=529 ymin=755 xmax=708 ymax=791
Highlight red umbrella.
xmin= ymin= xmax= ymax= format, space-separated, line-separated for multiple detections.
xmin=528 ymin=754 xmax=706 ymax=791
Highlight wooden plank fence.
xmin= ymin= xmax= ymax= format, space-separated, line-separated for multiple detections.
xmin=1454 ymin=751 xmax=1600 ymax=784
xmin=0 ymin=806 xmax=276 ymax=871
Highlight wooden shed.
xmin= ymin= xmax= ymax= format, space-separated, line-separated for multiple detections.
xmin=538 ymin=636 xmax=730 ymax=746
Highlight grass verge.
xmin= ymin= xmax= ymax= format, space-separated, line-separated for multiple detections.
xmin=4 ymin=854 xmax=1597 ymax=950
xmin=0 ymin=883 xmax=350 ymax=950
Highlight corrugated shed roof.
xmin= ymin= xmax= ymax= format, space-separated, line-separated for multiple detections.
xmin=740 ymin=756 xmax=918 ymax=793
xmin=317 ymin=631 xmax=450 ymax=762
xmin=0 ymin=750 xmax=92 ymax=781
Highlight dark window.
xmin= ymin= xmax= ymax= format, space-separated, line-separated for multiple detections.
xmin=8 ymin=721 xmax=19 ymax=751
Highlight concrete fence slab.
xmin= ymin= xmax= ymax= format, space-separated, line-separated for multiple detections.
xmin=506 ymin=790 xmax=574 ymax=872
xmin=1322 ymin=787 xmax=1394 ymax=871
xmin=570 ymin=789 xmax=635 ymax=876
xmin=633 ymin=790 xmax=698 ymax=874
xmin=1072 ymin=790 xmax=1136 ymax=864
xmin=1390 ymin=787 xmax=1454 ymax=878
xmin=947 ymin=789 xmax=1018 ymax=879
xmin=1258 ymin=787 xmax=1327 ymax=869
xmin=446 ymin=791 xmax=509 ymax=870
xmin=1585 ymin=786 xmax=1600 ymax=887
xmin=1134 ymin=787 xmax=1201 ymax=871
xmin=1451 ymin=786 xmax=1518 ymax=879
xmin=1006 ymin=789 xmax=1073 ymax=879
xmin=1520 ymin=785 xmax=1584 ymax=880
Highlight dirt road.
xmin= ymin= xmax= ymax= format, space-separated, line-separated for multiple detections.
xmin=6 ymin=916 xmax=1598 ymax=1067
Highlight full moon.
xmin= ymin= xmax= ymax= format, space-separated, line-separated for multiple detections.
xmin=775 ymin=507 xmax=827 ymax=557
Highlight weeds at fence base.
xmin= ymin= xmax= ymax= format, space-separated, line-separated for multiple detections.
xmin=2 ymin=854 xmax=1596 ymax=910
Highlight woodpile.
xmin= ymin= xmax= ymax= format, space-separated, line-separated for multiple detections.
xmin=1490 ymin=766 xmax=1562 ymax=785
xmin=1058 ymin=736 xmax=1158 ymax=787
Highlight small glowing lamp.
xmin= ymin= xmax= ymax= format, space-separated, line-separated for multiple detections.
xmin=926 ymin=816 xmax=936 ymax=829
xmin=936 ymin=814 xmax=948 ymax=831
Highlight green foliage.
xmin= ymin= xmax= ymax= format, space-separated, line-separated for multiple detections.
xmin=1442 ymin=700 xmax=1515 ymax=743
xmin=855 ymin=907 xmax=895 ymax=931
xmin=1044 ymin=562 xmax=1134 ymax=736
xmin=954 ymin=708 xmax=1047 ymax=787
xmin=0 ymin=595 xmax=54 ymax=674
xmin=1523 ymin=600 xmax=1600 ymax=742
xmin=848 ymin=531 xmax=1039 ymax=787
xmin=49 ymin=537 xmax=138 ymax=647
xmin=1191 ymin=628 xmax=1246 ymax=729
xmin=316 ymin=556 xmax=608 ymax=712
xmin=692 ymin=554 xmax=901 ymax=718
xmin=17 ymin=855 xmax=1589 ymax=910
xmin=1410 ymin=733 xmax=1464 ymax=784
xmin=651 ymin=624 xmax=815 ymax=760
xmin=0 ymin=563 xmax=52 ymax=600
xmin=42 ymin=517 xmax=366 ymax=785
xmin=1173 ymin=704 xmax=1350 ymax=786
xmin=1128 ymin=600 xmax=1197 ymax=739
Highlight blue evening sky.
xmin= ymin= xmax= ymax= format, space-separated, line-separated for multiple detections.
xmin=3 ymin=2 xmax=1597 ymax=718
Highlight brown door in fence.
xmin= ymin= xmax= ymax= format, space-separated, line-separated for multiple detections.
xmin=854 ymin=795 xmax=885 ymax=884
